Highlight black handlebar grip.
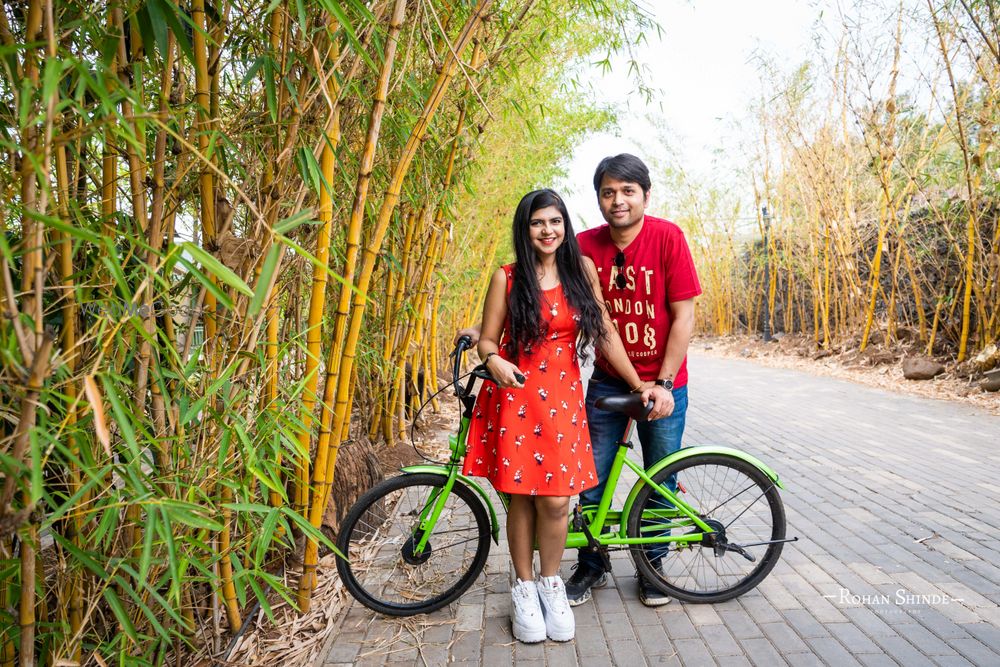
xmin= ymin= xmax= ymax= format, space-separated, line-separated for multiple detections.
xmin=456 ymin=335 xmax=472 ymax=350
xmin=514 ymin=372 xmax=526 ymax=384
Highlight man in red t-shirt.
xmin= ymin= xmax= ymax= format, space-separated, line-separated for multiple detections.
xmin=567 ymin=154 xmax=701 ymax=607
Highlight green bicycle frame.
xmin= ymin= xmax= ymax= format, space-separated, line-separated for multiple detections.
xmin=396 ymin=381 xmax=785 ymax=555
xmin=400 ymin=413 xmax=503 ymax=547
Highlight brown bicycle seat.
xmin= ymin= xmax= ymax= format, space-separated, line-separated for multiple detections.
xmin=594 ymin=394 xmax=653 ymax=420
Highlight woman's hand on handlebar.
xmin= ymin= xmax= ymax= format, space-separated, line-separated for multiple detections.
xmin=453 ymin=325 xmax=481 ymax=347
xmin=486 ymin=354 xmax=525 ymax=389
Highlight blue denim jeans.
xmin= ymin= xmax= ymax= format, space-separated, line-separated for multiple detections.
xmin=578 ymin=369 xmax=689 ymax=570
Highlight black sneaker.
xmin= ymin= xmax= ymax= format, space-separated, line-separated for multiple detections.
xmin=637 ymin=561 xmax=671 ymax=607
xmin=565 ymin=562 xmax=608 ymax=606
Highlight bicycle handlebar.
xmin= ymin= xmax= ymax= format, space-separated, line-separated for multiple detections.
xmin=450 ymin=337 xmax=525 ymax=398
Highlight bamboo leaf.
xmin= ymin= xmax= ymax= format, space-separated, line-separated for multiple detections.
xmin=103 ymin=588 xmax=139 ymax=643
xmin=263 ymin=55 xmax=278 ymax=122
xmin=149 ymin=0 xmax=194 ymax=63
xmin=144 ymin=0 xmax=170 ymax=64
xmin=139 ymin=506 xmax=157 ymax=585
xmin=179 ymin=242 xmax=253 ymax=297
xmin=247 ymin=243 xmax=280 ymax=317
xmin=83 ymin=375 xmax=112 ymax=457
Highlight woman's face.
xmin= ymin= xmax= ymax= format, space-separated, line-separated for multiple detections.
xmin=527 ymin=205 xmax=565 ymax=259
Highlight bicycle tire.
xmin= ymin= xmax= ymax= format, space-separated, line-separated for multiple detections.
xmin=335 ymin=472 xmax=492 ymax=616
xmin=626 ymin=453 xmax=786 ymax=603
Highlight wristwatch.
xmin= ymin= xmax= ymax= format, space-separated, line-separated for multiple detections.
xmin=654 ymin=378 xmax=673 ymax=391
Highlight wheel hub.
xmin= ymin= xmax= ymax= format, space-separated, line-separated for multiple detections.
xmin=401 ymin=531 xmax=432 ymax=565
xmin=693 ymin=518 xmax=728 ymax=557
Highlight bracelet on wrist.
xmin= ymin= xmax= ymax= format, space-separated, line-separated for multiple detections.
xmin=483 ymin=351 xmax=498 ymax=365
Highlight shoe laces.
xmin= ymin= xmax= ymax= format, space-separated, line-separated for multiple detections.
xmin=539 ymin=577 xmax=570 ymax=614
xmin=512 ymin=580 xmax=540 ymax=613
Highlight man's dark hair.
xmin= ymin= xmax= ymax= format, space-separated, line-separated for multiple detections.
xmin=592 ymin=153 xmax=651 ymax=194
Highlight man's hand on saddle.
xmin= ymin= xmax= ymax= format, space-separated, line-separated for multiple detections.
xmin=638 ymin=382 xmax=674 ymax=420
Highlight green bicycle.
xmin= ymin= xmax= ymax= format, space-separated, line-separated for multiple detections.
xmin=336 ymin=337 xmax=795 ymax=616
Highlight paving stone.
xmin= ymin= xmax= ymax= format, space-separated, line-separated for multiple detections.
xmin=782 ymin=609 xmax=832 ymax=639
xmin=718 ymin=608 xmax=764 ymax=639
xmin=574 ymin=624 xmax=612 ymax=657
xmin=634 ymin=620 xmax=673 ymax=656
xmin=482 ymin=642 xmax=513 ymax=666
xmin=740 ymin=637 xmax=787 ymax=666
xmin=579 ymin=651 xmax=614 ymax=666
xmin=893 ymin=622 xmax=960 ymax=656
xmin=856 ymin=655 xmax=900 ymax=667
xmin=662 ymin=610 xmax=700 ymax=640
xmin=608 ymin=638 xmax=650 ymax=666
xmin=672 ymin=638 xmax=718 ymax=667
xmin=781 ymin=653 xmax=824 ymax=667
xmin=699 ymin=624 xmax=742 ymax=657
xmin=825 ymin=622 xmax=882 ymax=654
xmin=870 ymin=635 xmax=936 ymax=667
xmin=841 ymin=607 xmax=898 ymax=639
xmin=686 ymin=604 xmax=724 ymax=626
xmin=945 ymin=637 xmax=1000 ymax=666
xmin=513 ymin=638 xmax=546 ymax=662
xmin=802 ymin=636 xmax=862 ymax=667
xmin=449 ymin=631 xmax=482 ymax=662
xmin=601 ymin=611 xmax=637 ymax=642
xmin=543 ymin=640 xmax=579 ymax=667
xmin=322 ymin=641 xmax=362 ymax=664
xmin=760 ymin=622 xmax=810 ymax=653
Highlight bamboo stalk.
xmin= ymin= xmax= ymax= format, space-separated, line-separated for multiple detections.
xmin=298 ymin=0 xmax=406 ymax=609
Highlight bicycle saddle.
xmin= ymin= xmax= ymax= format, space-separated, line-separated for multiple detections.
xmin=594 ymin=394 xmax=653 ymax=420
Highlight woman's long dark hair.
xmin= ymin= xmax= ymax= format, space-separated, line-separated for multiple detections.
xmin=506 ymin=189 xmax=606 ymax=360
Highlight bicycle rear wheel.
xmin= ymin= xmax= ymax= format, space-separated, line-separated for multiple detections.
xmin=626 ymin=453 xmax=786 ymax=603
xmin=335 ymin=473 xmax=492 ymax=616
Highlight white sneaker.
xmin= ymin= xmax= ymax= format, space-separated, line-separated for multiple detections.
xmin=537 ymin=575 xmax=575 ymax=641
xmin=510 ymin=579 xmax=546 ymax=643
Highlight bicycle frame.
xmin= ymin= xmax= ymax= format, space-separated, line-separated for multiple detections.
xmin=398 ymin=339 xmax=786 ymax=557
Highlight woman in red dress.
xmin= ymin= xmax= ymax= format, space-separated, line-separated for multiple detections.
xmin=463 ymin=189 xmax=648 ymax=643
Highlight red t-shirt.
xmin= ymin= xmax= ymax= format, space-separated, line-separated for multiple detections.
xmin=577 ymin=215 xmax=701 ymax=387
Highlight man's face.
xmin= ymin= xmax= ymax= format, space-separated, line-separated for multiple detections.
xmin=597 ymin=175 xmax=649 ymax=229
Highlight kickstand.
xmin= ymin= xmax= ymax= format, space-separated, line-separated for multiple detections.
xmin=575 ymin=506 xmax=613 ymax=572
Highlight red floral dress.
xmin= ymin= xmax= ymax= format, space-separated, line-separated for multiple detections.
xmin=463 ymin=265 xmax=597 ymax=496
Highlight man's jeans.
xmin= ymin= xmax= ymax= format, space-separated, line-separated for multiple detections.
xmin=578 ymin=369 xmax=689 ymax=570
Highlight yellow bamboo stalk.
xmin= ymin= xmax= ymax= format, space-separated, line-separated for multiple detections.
xmin=193 ymin=0 xmax=217 ymax=348
xmin=297 ymin=0 xmax=408 ymax=609
xmin=321 ymin=0 xmax=494 ymax=575
xmin=292 ymin=35 xmax=341 ymax=519
xmin=1 ymin=538 xmax=12 ymax=667
xmin=304 ymin=0 xmax=411 ymax=604
xmin=55 ymin=138 xmax=83 ymax=663
xmin=929 ymin=0 xmax=984 ymax=361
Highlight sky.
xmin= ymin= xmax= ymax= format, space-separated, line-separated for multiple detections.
xmin=557 ymin=0 xmax=823 ymax=230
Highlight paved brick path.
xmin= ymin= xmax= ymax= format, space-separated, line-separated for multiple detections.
xmin=317 ymin=352 xmax=1000 ymax=666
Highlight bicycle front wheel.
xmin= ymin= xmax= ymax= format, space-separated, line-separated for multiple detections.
xmin=626 ymin=453 xmax=786 ymax=603
xmin=335 ymin=473 xmax=492 ymax=616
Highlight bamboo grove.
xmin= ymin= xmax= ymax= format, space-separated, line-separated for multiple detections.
xmin=0 ymin=0 xmax=651 ymax=663
xmin=678 ymin=0 xmax=999 ymax=364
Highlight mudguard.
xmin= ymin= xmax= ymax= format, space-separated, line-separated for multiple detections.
xmin=400 ymin=465 xmax=501 ymax=544
xmin=621 ymin=446 xmax=785 ymax=530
